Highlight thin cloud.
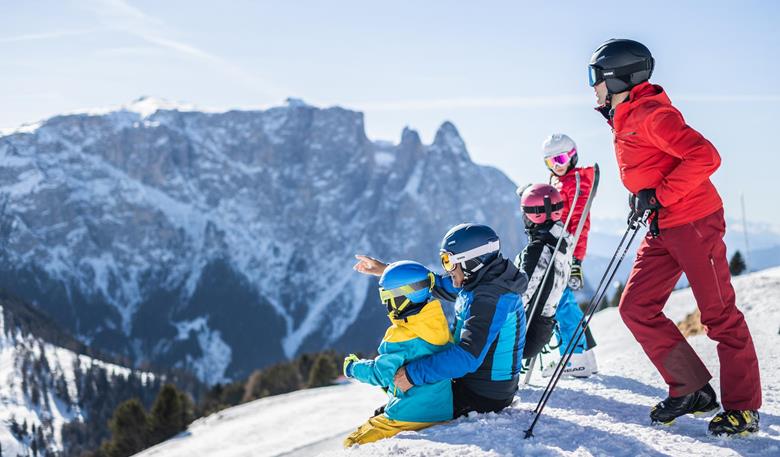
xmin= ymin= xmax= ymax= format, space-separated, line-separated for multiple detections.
xmin=350 ymin=93 xmax=780 ymax=112
xmin=83 ymin=0 xmax=288 ymax=100
xmin=351 ymin=95 xmax=592 ymax=111
xmin=0 ymin=29 xmax=102 ymax=44
xmin=93 ymin=46 xmax=164 ymax=58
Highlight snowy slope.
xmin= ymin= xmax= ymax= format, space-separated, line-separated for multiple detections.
xmin=137 ymin=267 xmax=780 ymax=457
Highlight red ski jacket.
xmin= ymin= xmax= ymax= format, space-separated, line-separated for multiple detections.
xmin=610 ymin=82 xmax=723 ymax=229
xmin=551 ymin=166 xmax=593 ymax=261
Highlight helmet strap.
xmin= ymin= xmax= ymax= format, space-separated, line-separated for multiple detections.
xmin=543 ymin=195 xmax=552 ymax=221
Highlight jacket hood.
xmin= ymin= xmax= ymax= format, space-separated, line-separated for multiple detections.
xmin=464 ymin=254 xmax=528 ymax=295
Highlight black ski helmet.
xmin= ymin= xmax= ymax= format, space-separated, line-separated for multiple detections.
xmin=439 ymin=223 xmax=500 ymax=281
xmin=589 ymin=39 xmax=654 ymax=94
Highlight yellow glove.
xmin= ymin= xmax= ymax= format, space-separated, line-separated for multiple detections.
xmin=343 ymin=354 xmax=359 ymax=377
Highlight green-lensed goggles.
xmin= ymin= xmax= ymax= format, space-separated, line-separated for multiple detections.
xmin=378 ymin=273 xmax=434 ymax=316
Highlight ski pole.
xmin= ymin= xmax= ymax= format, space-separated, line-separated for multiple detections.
xmin=536 ymin=217 xmax=637 ymax=397
xmin=524 ymin=165 xmax=599 ymax=386
xmin=524 ymin=171 xmax=581 ymax=334
xmin=522 ymin=354 xmax=539 ymax=385
xmin=524 ymin=216 xmax=645 ymax=439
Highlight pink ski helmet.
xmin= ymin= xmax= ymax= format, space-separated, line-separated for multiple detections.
xmin=520 ymin=184 xmax=564 ymax=224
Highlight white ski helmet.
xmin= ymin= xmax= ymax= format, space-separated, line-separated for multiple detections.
xmin=542 ymin=133 xmax=577 ymax=158
xmin=542 ymin=133 xmax=579 ymax=172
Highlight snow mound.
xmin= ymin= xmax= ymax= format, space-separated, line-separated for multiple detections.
xmin=138 ymin=267 xmax=780 ymax=457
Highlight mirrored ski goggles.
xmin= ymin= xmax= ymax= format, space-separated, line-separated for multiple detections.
xmin=378 ymin=275 xmax=434 ymax=302
xmin=588 ymin=65 xmax=604 ymax=87
xmin=544 ymin=148 xmax=576 ymax=169
xmin=440 ymin=240 xmax=501 ymax=272
xmin=378 ymin=274 xmax=434 ymax=312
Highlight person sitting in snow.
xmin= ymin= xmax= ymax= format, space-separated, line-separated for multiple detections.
xmin=354 ymin=223 xmax=527 ymax=419
xmin=514 ymin=184 xmax=578 ymax=370
xmin=342 ymin=260 xmax=454 ymax=447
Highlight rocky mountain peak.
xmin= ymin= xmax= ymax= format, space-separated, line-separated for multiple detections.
xmin=432 ymin=121 xmax=469 ymax=159
xmin=0 ymin=99 xmax=524 ymax=384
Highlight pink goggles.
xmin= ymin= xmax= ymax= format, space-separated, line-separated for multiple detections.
xmin=544 ymin=147 xmax=577 ymax=169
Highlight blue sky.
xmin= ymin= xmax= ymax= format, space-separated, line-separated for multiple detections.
xmin=2 ymin=0 xmax=779 ymax=227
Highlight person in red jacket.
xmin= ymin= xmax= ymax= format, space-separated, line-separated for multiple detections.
xmin=538 ymin=133 xmax=598 ymax=378
xmin=588 ymin=38 xmax=761 ymax=437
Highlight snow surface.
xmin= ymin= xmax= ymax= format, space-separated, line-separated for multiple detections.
xmin=136 ymin=267 xmax=780 ymax=457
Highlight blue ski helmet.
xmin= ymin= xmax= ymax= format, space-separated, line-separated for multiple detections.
xmin=440 ymin=223 xmax=500 ymax=279
xmin=379 ymin=261 xmax=434 ymax=319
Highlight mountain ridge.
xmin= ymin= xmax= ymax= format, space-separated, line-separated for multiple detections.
xmin=0 ymin=98 xmax=526 ymax=383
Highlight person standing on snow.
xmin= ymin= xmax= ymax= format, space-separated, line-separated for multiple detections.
xmin=342 ymin=261 xmax=453 ymax=447
xmin=514 ymin=184 xmax=576 ymax=365
xmin=588 ymin=38 xmax=761 ymax=436
xmin=354 ymin=223 xmax=528 ymax=418
xmin=539 ymin=134 xmax=598 ymax=377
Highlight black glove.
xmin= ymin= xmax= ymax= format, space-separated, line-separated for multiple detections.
xmin=627 ymin=193 xmax=637 ymax=224
xmin=630 ymin=189 xmax=662 ymax=236
xmin=636 ymin=189 xmax=662 ymax=213
xmin=568 ymin=258 xmax=583 ymax=291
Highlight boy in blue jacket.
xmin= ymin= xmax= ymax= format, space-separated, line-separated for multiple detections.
xmin=343 ymin=261 xmax=453 ymax=447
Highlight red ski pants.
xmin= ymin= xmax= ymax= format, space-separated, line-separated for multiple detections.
xmin=619 ymin=208 xmax=761 ymax=410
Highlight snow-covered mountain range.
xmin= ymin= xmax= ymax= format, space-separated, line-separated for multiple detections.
xmin=0 ymin=97 xmax=526 ymax=384
xmin=137 ymin=266 xmax=780 ymax=457
xmin=0 ymin=291 xmax=156 ymax=456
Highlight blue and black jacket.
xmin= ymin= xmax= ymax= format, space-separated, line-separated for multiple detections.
xmin=350 ymin=299 xmax=454 ymax=423
xmin=405 ymin=255 xmax=528 ymax=400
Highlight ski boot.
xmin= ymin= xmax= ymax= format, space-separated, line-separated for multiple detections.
xmin=708 ymin=410 xmax=759 ymax=437
xmin=541 ymin=350 xmax=597 ymax=379
xmin=650 ymin=382 xmax=719 ymax=426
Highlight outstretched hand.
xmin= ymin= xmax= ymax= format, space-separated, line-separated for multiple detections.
xmin=353 ymin=255 xmax=388 ymax=277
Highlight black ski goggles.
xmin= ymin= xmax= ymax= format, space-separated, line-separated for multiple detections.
xmin=588 ymin=65 xmax=606 ymax=87
xmin=589 ymin=59 xmax=654 ymax=87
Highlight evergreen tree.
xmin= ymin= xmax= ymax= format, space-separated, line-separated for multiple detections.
xmin=148 ymin=384 xmax=192 ymax=445
xmin=610 ymin=282 xmax=625 ymax=308
xmin=243 ymin=362 xmax=302 ymax=402
xmin=36 ymin=427 xmax=45 ymax=456
xmin=307 ymin=353 xmax=339 ymax=388
xmin=9 ymin=417 xmax=19 ymax=438
xmin=729 ymin=250 xmax=747 ymax=276
xmin=103 ymin=399 xmax=149 ymax=457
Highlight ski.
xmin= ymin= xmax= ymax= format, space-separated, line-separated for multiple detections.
xmin=523 ymin=170 xmax=581 ymax=328
xmin=572 ymin=163 xmax=600 ymax=246
xmin=521 ymin=171 xmax=581 ymax=385
xmin=523 ymin=163 xmax=599 ymax=385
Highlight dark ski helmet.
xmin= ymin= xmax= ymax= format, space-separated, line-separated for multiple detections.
xmin=440 ymin=223 xmax=500 ymax=280
xmin=589 ymin=39 xmax=654 ymax=94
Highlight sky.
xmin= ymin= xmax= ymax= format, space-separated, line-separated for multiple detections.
xmin=2 ymin=0 xmax=779 ymax=228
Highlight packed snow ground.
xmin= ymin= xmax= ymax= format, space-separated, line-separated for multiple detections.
xmin=138 ymin=267 xmax=780 ymax=457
